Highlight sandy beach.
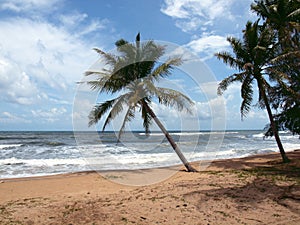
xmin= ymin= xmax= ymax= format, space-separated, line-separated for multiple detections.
xmin=0 ymin=150 xmax=299 ymax=224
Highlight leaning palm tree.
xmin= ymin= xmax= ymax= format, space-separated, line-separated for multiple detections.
xmin=86 ymin=33 xmax=197 ymax=172
xmin=215 ymin=20 xmax=290 ymax=163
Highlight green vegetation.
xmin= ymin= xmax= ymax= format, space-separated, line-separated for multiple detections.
xmin=252 ymin=0 xmax=300 ymax=136
xmin=216 ymin=0 xmax=299 ymax=163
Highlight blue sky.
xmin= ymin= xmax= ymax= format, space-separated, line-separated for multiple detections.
xmin=0 ymin=0 xmax=270 ymax=131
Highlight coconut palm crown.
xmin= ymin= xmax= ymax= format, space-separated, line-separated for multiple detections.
xmin=215 ymin=20 xmax=290 ymax=163
xmin=86 ymin=33 xmax=197 ymax=172
xmin=251 ymin=0 xmax=299 ymax=49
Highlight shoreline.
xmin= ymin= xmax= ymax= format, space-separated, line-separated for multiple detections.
xmin=1 ymin=150 xmax=299 ymax=194
xmin=2 ymin=129 xmax=299 ymax=183
xmin=1 ymin=149 xmax=298 ymax=183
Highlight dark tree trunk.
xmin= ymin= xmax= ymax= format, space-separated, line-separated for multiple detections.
xmin=142 ymin=101 xmax=197 ymax=172
xmin=258 ymin=81 xmax=290 ymax=163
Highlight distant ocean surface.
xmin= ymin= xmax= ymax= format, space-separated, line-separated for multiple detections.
xmin=0 ymin=130 xmax=299 ymax=179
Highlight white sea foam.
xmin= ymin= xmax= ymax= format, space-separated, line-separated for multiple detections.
xmin=252 ymin=133 xmax=265 ymax=138
xmin=0 ymin=157 xmax=87 ymax=166
xmin=0 ymin=144 xmax=22 ymax=149
xmin=1 ymin=130 xmax=300 ymax=179
xmin=283 ymin=143 xmax=300 ymax=151
xmin=138 ymin=132 xmax=213 ymax=136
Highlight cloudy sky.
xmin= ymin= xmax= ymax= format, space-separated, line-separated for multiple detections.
xmin=0 ymin=0 xmax=269 ymax=131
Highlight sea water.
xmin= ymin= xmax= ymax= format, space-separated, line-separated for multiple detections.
xmin=0 ymin=130 xmax=299 ymax=178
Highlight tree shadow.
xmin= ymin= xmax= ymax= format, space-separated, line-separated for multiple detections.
xmin=209 ymin=150 xmax=300 ymax=172
xmin=183 ymin=151 xmax=300 ymax=221
xmin=184 ymin=177 xmax=300 ymax=218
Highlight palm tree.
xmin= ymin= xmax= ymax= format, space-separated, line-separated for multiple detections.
xmin=252 ymin=0 xmax=300 ymax=137
xmin=251 ymin=0 xmax=300 ymax=50
xmin=215 ymin=20 xmax=290 ymax=163
xmin=265 ymin=44 xmax=300 ymax=137
xmin=86 ymin=33 xmax=197 ymax=172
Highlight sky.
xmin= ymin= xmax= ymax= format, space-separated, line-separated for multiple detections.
xmin=0 ymin=0 xmax=271 ymax=131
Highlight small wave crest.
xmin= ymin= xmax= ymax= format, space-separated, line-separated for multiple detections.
xmin=0 ymin=157 xmax=87 ymax=166
xmin=45 ymin=141 xmax=66 ymax=146
xmin=0 ymin=144 xmax=22 ymax=150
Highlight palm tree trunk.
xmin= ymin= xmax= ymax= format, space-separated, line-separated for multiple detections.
xmin=258 ymin=82 xmax=290 ymax=163
xmin=142 ymin=101 xmax=197 ymax=172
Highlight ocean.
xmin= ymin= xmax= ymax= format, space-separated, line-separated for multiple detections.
xmin=0 ymin=130 xmax=299 ymax=179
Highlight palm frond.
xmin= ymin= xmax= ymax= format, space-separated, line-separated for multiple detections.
xmin=102 ymin=93 xmax=131 ymax=131
xmin=251 ymin=0 xmax=271 ymax=20
xmin=270 ymin=50 xmax=300 ymax=64
xmin=266 ymin=66 xmax=291 ymax=83
xmin=86 ymin=81 xmax=104 ymax=91
xmin=154 ymin=87 xmax=193 ymax=113
xmin=85 ymin=70 xmax=110 ymax=76
xmin=288 ymin=8 xmax=300 ymax=18
xmin=137 ymin=60 xmax=156 ymax=80
xmin=244 ymin=20 xmax=260 ymax=51
xmin=88 ymin=98 xmax=116 ymax=127
xmin=217 ymin=72 xmax=247 ymax=95
xmin=140 ymin=40 xmax=165 ymax=62
xmin=115 ymin=39 xmax=129 ymax=47
xmin=227 ymin=37 xmax=250 ymax=64
xmin=240 ymin=75 xmax=254 ymax=119
xmin=116 ymin=41 xmax=136 ymax=60
xmin=215 ymin=51 xmax=243 ymax=70
xmin=117 ymin=105 xmax=136 ymax=141
xmin=87 ymin=72 xmax=128 ymax=93
xmin=93 ymin=48 xmax=117 ymax=65
xmin=150 ymin=57 xmax=182 ymax=80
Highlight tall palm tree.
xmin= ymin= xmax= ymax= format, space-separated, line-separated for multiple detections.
xmin=86 ymin=33 xmax=197 ymax=172
xmin=252 ymin=0 xmax=300 ymax=137
xmin=215 ymin=20 xmax=290 ymax=163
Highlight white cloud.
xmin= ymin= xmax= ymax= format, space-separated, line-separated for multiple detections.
xmin=0 ymin=112 xmax=31 ymax=124
xmin=247 ymin=110 xmax=267 ymax=120
xmin=161 ymin=0 xmax=190 ymax=19
xmin=161 ymin=0 xmax=235 ymax=32
xmin=0 ymin=0 xmax=116 ymax=131
xmin=147 ymin=95 xmax=226 ymax=131
xmin=193 ymin=81 xmax=219 ymax=99
xmin=2 ymin=112 xmax=15 ymax=119
xmin=58 ymin=12 xmax=109 ymax=37
xmin=217 ymin=82 xmax=269 ymax=128
xmin=175 ymin=18 xmax=208 ymax=33
xmin=222 ymin=82 xmax=241 ymax=102
xmin=78 ymin=19 xmax=109 ymax=36
xmin=72 ymin=93 xmax=101 ymax=131
xmin=161 ymin=0 xmax=255 ymax=34
xmin=31 ymin=107 xmax=67 ymax=123
xmin=193 ymin=101 xmax=212 ymax=120
xmin=186 ymin=35 xmax=229 ymax=60
xmin=59 ymin=12 xmax=88 ymax=27
xmin=0 ymin=57 xmax=39 ymax=104
xmin=0 ymin=0 xmax=62 ymax=13
xmin=0 ymin=17 xmax=99 ymax=105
